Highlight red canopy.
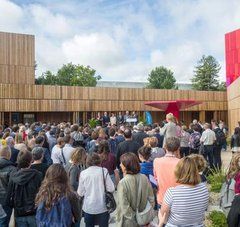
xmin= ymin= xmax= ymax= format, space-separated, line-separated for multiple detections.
xmin=145 ymin=100 xmax=202 ymax=119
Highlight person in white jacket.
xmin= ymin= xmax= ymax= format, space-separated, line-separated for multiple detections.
xmin=78 ymin=153 xmax=115 ymax=227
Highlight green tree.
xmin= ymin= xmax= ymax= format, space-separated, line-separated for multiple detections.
xmin=217 ymin=81 xmax=226 ymax=91
xmin=191 ymin=55 xmax=221 ymax=91
xmin=36 ymin=71 xmax=57 ymax=85
xmin=146 ymin=66 xmax=177 ymax=89
xmin=35 ymin=63 xmax=101 ymax=87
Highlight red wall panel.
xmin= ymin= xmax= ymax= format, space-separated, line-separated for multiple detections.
xmin=225 ymin=29 xmax=240 ymax=86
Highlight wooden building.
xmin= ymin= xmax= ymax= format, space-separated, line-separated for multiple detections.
xmin=0 ymin=32 xmax=228 ymax=126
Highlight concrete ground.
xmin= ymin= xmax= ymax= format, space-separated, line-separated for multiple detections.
xmin=9 ymin=150 xmax=233 ymax=227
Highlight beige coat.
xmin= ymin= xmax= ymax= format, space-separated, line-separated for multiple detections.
xmin=116 ymin=173 xmax=155 ymax=227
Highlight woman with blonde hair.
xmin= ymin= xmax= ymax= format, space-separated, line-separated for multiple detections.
xmin=162 ymin=113 xmax=177 ymax=147
xmin=227 ymin=153 xmax=240 ymax=179
xmin=159 ymin=157 xmax=209 ymax=227
xmin=65 ymin=147 xmax=87 ymax=191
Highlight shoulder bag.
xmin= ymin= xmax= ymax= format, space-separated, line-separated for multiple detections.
xmin=102 ymin=167 xmax=116 ymax=213
xmin=60 ymin=148 xmax=66 ymax=166
xmin=136 ymin=174 xmax=155 ymax=225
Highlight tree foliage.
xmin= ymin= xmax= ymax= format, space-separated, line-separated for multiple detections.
xmin=146 ymin=66 xmax=177 ymax=89
xmin=191 ymin=55 xmax=222 ymax=91
xmin=217 ymin=81 xmax=226 ymax=91
xmin=35 ymin=63 xmax=101 ymax=87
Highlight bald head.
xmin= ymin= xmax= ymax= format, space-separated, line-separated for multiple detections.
xmin=0 ymin=146 xmax=11 ymax=160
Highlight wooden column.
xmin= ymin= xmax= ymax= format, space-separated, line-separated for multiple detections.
xmin=73 ymin=112 xmax=80 ymax=124
xmin=213 ymin=111 xmax=218 ymax=121
xmin=199 ymin=111 xmax=205 ymax=123
xmin=9 ymin=112 xmax=12 ymax=125
xmin=0 ymin=112 xmax=4 ymax=125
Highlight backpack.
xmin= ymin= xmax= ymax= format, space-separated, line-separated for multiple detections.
xmin=220 ymin=178 xmax=235 ymax=215
xmin=214 ymin=128 xmax=226 ymax=146
xmin=190 ymin=132 xmax=201 ymax=150
xmin=36 ymin=197 xmax=73 ymax=227
xmin=10 ymin=183 xmax=36 ymax=216
xmin=72 ymin=132 xmax=84 ymax=147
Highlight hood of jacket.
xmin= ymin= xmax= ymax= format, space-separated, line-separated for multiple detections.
xmin=140 ymin=161 xmax=153 ymax=175
xmin=10 ymin=168 xmax=39 ymax=185
xmin=0 ymin=158 xmax=14 ymax=169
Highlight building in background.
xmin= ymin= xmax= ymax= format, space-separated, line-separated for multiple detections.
xmin=97 ymin=81 xmax=192 ymax=90
xmin=0 ymin=31 xmax=227 ymax=126
xmin=226 ymin=29 xmax=240 ymax=133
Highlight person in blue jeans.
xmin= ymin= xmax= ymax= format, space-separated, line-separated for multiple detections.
xmin=0 ymin=146 xmax=16 ymax=227
xmin=6 ymin=150 xmax=42 ymax=227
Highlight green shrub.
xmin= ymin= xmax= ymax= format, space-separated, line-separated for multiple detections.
xmin=208 ymin=211 xmax=227 ymax=227
xmin=226 ymin=136 xmax=231 ymax=146
xmin=207 ymin=168 xmax=225 ymax=193
xmin=88 ymin=118 xmax=98 ymax=128
xmin=138 ymin=116 xmax=146 ymax=125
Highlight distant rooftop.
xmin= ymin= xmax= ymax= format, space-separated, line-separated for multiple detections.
xmin=97 ymin=81 xmax=192 ymax=90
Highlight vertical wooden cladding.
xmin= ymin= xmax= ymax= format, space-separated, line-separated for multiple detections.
xmin=61 ymin=86 xmax=89 ymax=100
xmin=0 ymin=32 xmax=34 ymax=66
xmin=227 ymin=76 xmax=240 ymax=133
xmin=0 ymin=32 xmax=35 ymax=84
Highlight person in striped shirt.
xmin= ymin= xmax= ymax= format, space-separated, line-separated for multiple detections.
xmin=159 ymin=156 xmax=209 ymax=227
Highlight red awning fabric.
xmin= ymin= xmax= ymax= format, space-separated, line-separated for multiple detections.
xmin=144 ymin=100 xmax=202 ymax=111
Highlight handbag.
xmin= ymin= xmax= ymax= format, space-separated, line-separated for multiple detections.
xmin=102 ymin=167 xmax=116 ymax=213
xmin=136 ymin=174 xmax=155 ymax=225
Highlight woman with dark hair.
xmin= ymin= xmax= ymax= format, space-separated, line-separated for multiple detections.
xmin=77 ymin=153 xmax=115 ymax=227
xmin=231 ymin=127 xmax=240 ymax=153
xmin=138 ymin=146 xmax=154 ymax=180
xmin=98 ymin=140 xmax=118 ymax=185
xmin=116 ymin=152 xmax=155 ymax=227
xmin=35 ymin=164 xmax=82 ymax=227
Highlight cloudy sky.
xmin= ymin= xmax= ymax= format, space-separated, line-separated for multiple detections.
xmin=0 ymin=0 xmax=239 ymax=82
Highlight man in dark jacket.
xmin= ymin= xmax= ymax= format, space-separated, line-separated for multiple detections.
xmin=35 ymin=136 xmax=52 ymax=166
xmin=116 ymin=129 xmax=141 ymax=178
xmin=7 ymin=150 xmax=42 ymax=227
xmin=132 ymin=123 xmax=148 ymax=147
xmin=0 ymin=146 xmax=17 ymax=227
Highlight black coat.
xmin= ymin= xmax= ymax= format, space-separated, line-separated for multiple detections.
xmin=116 ymin=140 xmax=141 ymax=169
xmin=0 ymin=158 xmax=16 ymax=206
xmin=132 ymin=131 xmax=148 ymax=147
xmin=228 ymin=195 xmax=240 ymax=227
xmin=231 ymin=134 xmax=240 ymax=148
xmin=7 ymin=168 xmax=42 ymax=217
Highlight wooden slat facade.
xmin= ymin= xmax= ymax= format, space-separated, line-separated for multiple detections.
xmin=0 ymin=83 xmax=227 ymax=112
xmin=0 ymin=31 xmax=229 ymax=125
xmin=0 ymin=32 xmax=35 ymax=84
xmin=227 ymin=76 xmax=240 ymax=133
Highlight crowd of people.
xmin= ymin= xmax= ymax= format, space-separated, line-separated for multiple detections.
xmin=0 ymin=112 xmax=240 ymax=227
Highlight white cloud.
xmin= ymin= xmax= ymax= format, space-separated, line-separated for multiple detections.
xmin=28 ymin=4 xmax=72 ymax=37
xmin=0 ymin=0 xmax=24 ymax=32
xmin=0 ymin=0 xmax=239 ymax=82
xmin=150 ymin=42 xmax=203 ymax=82
xmin=62 ymin=33 xmax=125 ymax=70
